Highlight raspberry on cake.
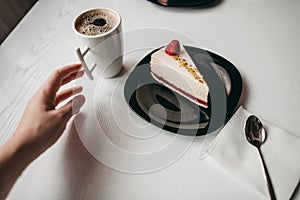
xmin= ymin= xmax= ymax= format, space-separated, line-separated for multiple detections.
xmin=150 ymin=40 xmax=209 ymax=108
xmin=165 ymin=39 xmax=180 ymax=56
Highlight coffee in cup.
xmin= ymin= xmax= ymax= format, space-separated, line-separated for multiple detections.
xmin=73 ymin=8 xmax=123 ymax=79
xmin=75 ymin=9 xmax=119 ymax=36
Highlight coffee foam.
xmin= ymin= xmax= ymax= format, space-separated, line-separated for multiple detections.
xmin=75 ymin=9 xmax=119 ymax=36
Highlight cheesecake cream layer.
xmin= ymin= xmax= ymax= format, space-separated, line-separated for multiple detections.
xmin=150 ymin=46 xmax=209 ymax=108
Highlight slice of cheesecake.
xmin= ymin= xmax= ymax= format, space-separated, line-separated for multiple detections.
xmin=150 ymin=40 xmax=209 ymax=108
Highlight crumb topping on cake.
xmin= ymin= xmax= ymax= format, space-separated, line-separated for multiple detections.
xmin=172 ymin=55 xmax=205 ymax=83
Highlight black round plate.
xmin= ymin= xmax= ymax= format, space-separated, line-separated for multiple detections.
xmin=147 ymin=0 xmax=220 ymax=7
xmin=124 ymin=46 xmax=242 ymax=136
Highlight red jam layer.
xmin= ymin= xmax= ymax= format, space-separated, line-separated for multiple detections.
xmin=151 ymin=72 xmax=208 ymax=108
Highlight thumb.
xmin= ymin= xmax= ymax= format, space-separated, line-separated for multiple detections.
xmin=57 ymin=95 xmax=86 ymax=121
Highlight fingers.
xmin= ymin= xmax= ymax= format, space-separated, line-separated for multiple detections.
xmin=54 ymin=86 xmax=83 ymax=107
xmin=44 ymin=63 xmax=83 ymax=95
xmin=61 ymin=69 xmax=85 ymax=86
xmin=57 ymin=95 xmax=86 ymax=122
xmin=41 ymin=63 xmax=84 ymax=106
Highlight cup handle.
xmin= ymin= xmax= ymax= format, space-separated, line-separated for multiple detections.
xmin=75 ymin=47 xmax=97 ymax=80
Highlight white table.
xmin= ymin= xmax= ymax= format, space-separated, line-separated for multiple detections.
xmin=1 ymin=0 xmax=299 ymax=199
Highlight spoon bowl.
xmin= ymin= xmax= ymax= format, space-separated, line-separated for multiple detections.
xmin=245 ymin=115 xmax=266 ymax=147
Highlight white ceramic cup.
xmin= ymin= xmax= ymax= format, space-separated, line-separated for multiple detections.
xmin=73 ymin=8 xmax=123 ymax=79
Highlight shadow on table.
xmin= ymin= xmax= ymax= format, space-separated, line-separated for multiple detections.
xmin=291 ymin=180 xmax=300 ymax=200
xmin=61 ymin=121 xmax=109 ymax=199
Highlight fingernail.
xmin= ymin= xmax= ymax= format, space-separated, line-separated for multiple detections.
xmin=73 ymin=95 xmax=86 ymax=112
xmin=74 ymin=85 xmax=83 ymax=92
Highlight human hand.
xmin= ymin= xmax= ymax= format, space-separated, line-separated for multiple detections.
xmin=0 ymin=63 xmax=85 ymax=199
xmin=11 ymin=63 xmax=86 ymax=160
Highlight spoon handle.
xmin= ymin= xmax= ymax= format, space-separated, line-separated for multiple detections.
xmin=258 ymin=148 xmax=277 ymax=200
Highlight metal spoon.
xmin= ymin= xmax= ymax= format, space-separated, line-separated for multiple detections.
xmin=245 ymin=115 xmax=276 ymax=200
